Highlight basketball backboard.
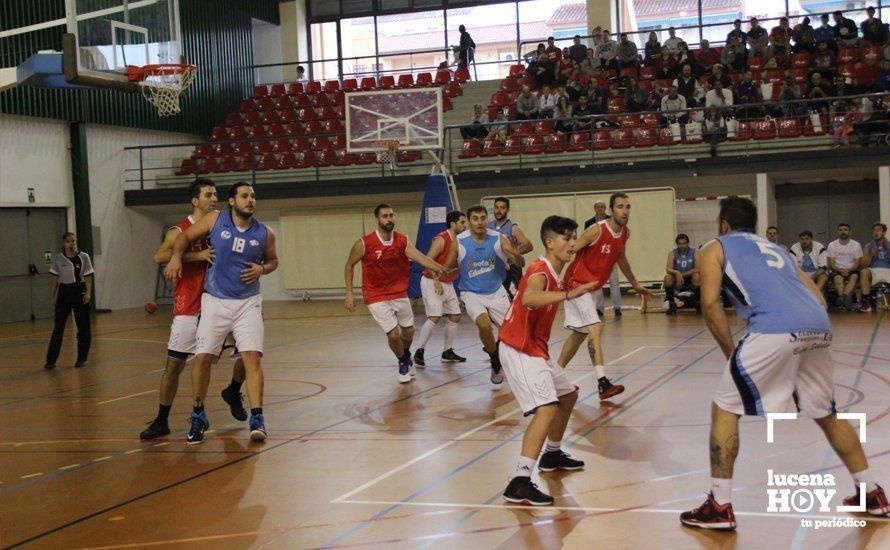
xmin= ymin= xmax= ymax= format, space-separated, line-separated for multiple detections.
xmin=345 ymin=88 xmax=444 ymax=152
xmin=66 ymin=0 xmax=182 ymax=86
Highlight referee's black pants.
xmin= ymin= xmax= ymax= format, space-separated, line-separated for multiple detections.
xmin=46 ymin=283 xmax=91 ymax=365
xmin=503 ymin=265 xmax=523 ymax=301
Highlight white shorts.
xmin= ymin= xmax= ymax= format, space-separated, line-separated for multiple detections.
xmin=368 ymin=298 xmax=414 ymax=333
xmin=500 ymin=343 xmax=578 ymax=416
xmin=420 ymin=277 xmax=461 ymax=317
xmin=195 ymin=293 xmax=264 ymax=356
xmin=563 ymin=290 xmax=602 ymax=332
xmin=868 ymin=267 xmax=890 ymax=286
xmin=167 ymin=314 xmax=199 ymax=356
xmin=803 ymin=270 xmax=824 ymax=280
xmin=714 ymin=332 xmax=835 ymax=418
xmin=461 ymin=287 xmax=510 ymax=327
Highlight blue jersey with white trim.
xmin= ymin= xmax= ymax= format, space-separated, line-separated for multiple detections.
xmin=457 ymin=229 xmax=508 ymax=294
xmin=867 ymin=239 xmax=890 ymax=269
xmin=717 ymin=232 xmax=830 ymax=334
xmin=674 ymin=247 xmax=695 ymax=272
xmin=204 ymin=210 xmax=267 ymax=300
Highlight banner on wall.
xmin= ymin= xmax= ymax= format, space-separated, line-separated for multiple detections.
xmin=409 ymin=174 xmax=454 ymax=298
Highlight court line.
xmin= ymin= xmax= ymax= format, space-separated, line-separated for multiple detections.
xmin=331 ymin=346 xmax=647 ymax=504
xmin=96 ymin=390 xmax=157 ymax=405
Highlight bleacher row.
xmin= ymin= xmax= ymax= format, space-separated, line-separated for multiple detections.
xmin=176 ymin=68 xmax=471 ymax=175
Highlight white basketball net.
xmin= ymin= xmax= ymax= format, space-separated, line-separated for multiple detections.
xmin=138 ymin=66 xmax=197 ymax=117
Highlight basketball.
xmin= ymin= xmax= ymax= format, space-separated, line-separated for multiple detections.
xmin=144 ymin=301 xmax=158 ymax=314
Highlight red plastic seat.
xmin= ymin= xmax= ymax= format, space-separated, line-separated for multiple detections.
xmin=342 ymin=78 xmax=358 ymax=91
xmin=233 ymin=141 xmax=254 ymax=155
xmin=778 ymin=118 xmax=801 ymax=138
xmin=480 ymin=139 xmax=504 ymax=156
xmin=753 ymin=118 xmax=777 ymax=139
xmin=728 ymin=120 xmax=752 ymax=141
xmin=207 ymin=156 xmax=229 ymax=173
xmin=253 ymin=140 xmax=273 ymax=154
xmin=279 ymin=109 xmax=299 ymax=124
xmin=360 ymin=77 xmax=377 ymax=90
xmin=330 ymin=135 xmax=347 ymax=149
xmin=838 ymin=47 xmax=858 ymax=64
xmin=313 ymin=136 xmax=330 ymax=149
xmin=216 ymin=142 xmax=235 ymax=156
xmin=378 ymin=75 xmax=396 ymax=89
xmin=287 ymin=82 xmax=304 ymax=95
xmin=306 ymin=81 xmax=322 ymax=94
xmin=397 ymin=74 xmax=414 ymax=88
xmin=324 ymin=80 xmax=340 ymax=93
xmin=176 ymin=157 xmax=198 ymax=175
xmin=592 ymin=130 xmax=613 ymax=149
xmin=545 ymin=133 xmax=568 ymax=153
xmin=305 ymin=120 xmax=324 ymax=135
xmin=459 ymin=139 xmax=482 ymax=158
xmin=607 ymin=97 xmax=626 ymax=113
xmin=838 ymin=63 xmax=856 ymax=78
xmin=790 ymin=67 xmax=808 ymax=84
xmin=508 ymin=64 xmax=525 ymax=77
xmin=747 ymin=56 xmax=765 ymax=71
xmin=335 ymin=150 xmax=357 ymax=166
xmin=247 ymin=124 xmax=266 ymax=138
xmin=275 ymin=152 xmax=297 ymax=170
xmin=535 ymin=121 xmax=556 ymax=134
xmin=612 ymin=128 xmax=636 ymax=148
xmin=256 ymin=153 xmax=277 ymax=171
xmin=524 ymin=134 xmax=546 ymax=154
xmin=324 ymin=119 xmax=343 ymax=133
xmin=235 ymin=154 xmax=256 ymax=172
xmin=639 ymin=65 xmax=657 ymax=80
xmin=355 ymin=152 xmax=377 ymax=165
xmin=224 ymin=113 xmax=242 ymax=127
xmin=443 ymin=95 xmax=453 ymax=111
xmin=619 ymin=115 xmax=641 ymax=128
xmin=284 ymin=122 xmax=304 ymax=136
xmin=620 ymin=67 xmax=638 ymax=79
xmin=500 ymin=78 xmax=519 ymax=92
xmin=489 ymin=91 xmax=509 ymax=107
xmin=241 ymin=111 xmax=261 ymax=126
xmin=267 ymin=123 xmax=285 ymax=138
xmin=270 ymin=84 xmax=287 ymax=97
xmin=567 ymin=132 xmax=590 ymax=151
xmin=310 ymin=93 xmax=330 ymax=107
xmin=296 ymin=150 xmax=317 ymax=168
xmin=257 ymin=96 xmax=275 ymax=111
xmin=803 ymin=115 xmax=827 ymax=136
xmin=435 ymin=70 xmax=452 ymax=85
xmin=641 ymin=113 xmax=661 ymax=127
xmin=229 ymin=126 xmax=248 ymax=140
xmin=636 ymin=127 xmax=658 ymax=147
xmin=501 ymin=137 xmax=523 ymax=155
xmin=791 ymin=52 xmax=810 ymax=68
xmin=454 ymin=67 xmax=470 ymax=83
xmin=445 ymin=81 xmax=463 ymax=98
xmin=292 ymin=94 xmax=312 ymax=109
xmin=298 ymin=108 xmax=316 ymax=123
xmin=239 ymin=99 xmax=256 ymax=113
xmin=260 ymin=111 xmax=280 ymax=125
xmin=271 ymin=139 xmax=292 ymax=153
xmin=317 ymin=105 xmax=338 ymax=120
xmin=197 ymin=157 xmax=219 ymax=174
xmin=513 ymin=121 xmax=534 ymax=136
xmin=292 ymin=137 xmax=312 ymax=151
xmin=764 ymin=69 xmax=784 ymax=84
xmin=275 ymin=95 xmax=294 ymax=110
xmin=252 ymin=85 xmax=268 ymax=98
xmin=318 ymin=149 xmax=337 ymax=167
xmin=211 ymin=126 xmax=229 ymax=141
xmin=397 ymin=150 xmax=421 ymax=163
xmin=415 ymin=72 xmax=433 ymax=86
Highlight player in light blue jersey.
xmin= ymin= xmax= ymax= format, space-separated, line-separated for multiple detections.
xmin=858 ymin=222 xmax=889 ymax=313
xmin=488 ymin=197 xmax=533 ymax=298
xmin=446 ymin=205 xmax=525 ymax=384
xmin=681 ymin=197 xmax=888 ymax=530
xmin=664 ymin=233 xmax=700 ymax=315
xmin=165 ymin=182 xmax=279 ymax=445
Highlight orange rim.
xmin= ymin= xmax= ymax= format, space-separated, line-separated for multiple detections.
xmin=127 ymin=64 xmax=197 ymax=82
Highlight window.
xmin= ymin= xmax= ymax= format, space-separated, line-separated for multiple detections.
xmin=310 ymin=22 xmax=339 ymax=81
xmin=340 ymin=17 xmax=378 ymax=78
xmin=376 ymin=10 xmax=446 ymax=77
xmin=449 ymin=4 xmax=517 ymax=80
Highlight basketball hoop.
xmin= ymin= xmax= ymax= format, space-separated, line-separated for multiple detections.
xmin=374 ymin=140 xmax=400 ymax=169
xmin=127 ymin=64 xmax=197 ymax=117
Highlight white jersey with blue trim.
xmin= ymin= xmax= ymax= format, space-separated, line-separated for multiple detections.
xmin=717 ymin=231 xmax=830 ymax=334
xmin=457 ymin=229 xmax=509 ymax=294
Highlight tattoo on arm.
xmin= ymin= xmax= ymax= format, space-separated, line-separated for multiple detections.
xmin=709 ymin=433 xmax=739 ymax=478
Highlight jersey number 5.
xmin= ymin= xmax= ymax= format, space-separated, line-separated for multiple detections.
xmin=232 ymin=237 xmax=246 ymax=253
xmin=756 ymin=242 xmax=785 ymax=269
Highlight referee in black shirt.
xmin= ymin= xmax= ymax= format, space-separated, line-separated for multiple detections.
xmin=45 ymin=232 xmax=94 ymax=370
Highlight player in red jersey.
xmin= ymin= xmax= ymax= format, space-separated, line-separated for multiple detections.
xmin=140 ymin=179 xmax=246 ymax=440
xmin=558 ymin=192 xmax=653 ymax=400
xmin=413 ymin=210 xmax=468 ymax=367
xmin=345 ymin=204 xmax=446 ymax=383
xmin=499 ymin=215 xmax=597 ymax=505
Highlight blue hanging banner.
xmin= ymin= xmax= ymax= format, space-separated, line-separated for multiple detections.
xmin=409 ymin=174 xmax=454 ymax=298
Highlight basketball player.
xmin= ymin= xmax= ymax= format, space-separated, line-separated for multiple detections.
xmin=500 ymin=215 xmax=597 ymax=506
xmin=664 ymin=233 xmax=700 ymax=315
xmin=489 ymin=197 xmax=533 ymax=298
xmin=164 ymin=182 xmax=278 ymax=444
xmin=858 ymin=222 xmax=888 ymax=313
xmin=681 ymin=197 xmax=888 ymax=530
xmin=558 ymin=192 xmax=653 ymax=399
xmin=584 ymin=199 xmax=623 ymax=317
xmin=141 ymin=179 xmax=247 ymax=440
xmin=413 ymin=210 xmax=468 ymax=367
xmin=445 ymin=205 xmax=526 ymax=384
xmin=344 ymin=204 xmax=446 ymax=384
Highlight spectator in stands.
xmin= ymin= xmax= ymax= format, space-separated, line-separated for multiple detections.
xmin=664 ymin=26 xmax=683 ymax=54
xmin=736 ymin=69 xmax=762 ymax=117
xmin=748 ymin=17 xmax=769 ymax=59
xmin=557 ymin=49 xmax=576 ymax=85
xmin=545 ymin=36 xmax=563 ymax=81
xmin=703 ymin=107 xmax=727 ymax=156
xmin=777 ymin=74 xmax=804 ymax=118
xmin=708 ymin=63 xmax=732 ymax=87
xmin=879 ymin=61 xmax=890 ymax=92
xmin=705 ymin=78 xmax=733 ymax=109
xmin=721 ymin=36 xmax=746 ymax=72
xmin=726 ymin=19 xmax=747 ymax=51
xmin=664 ymin=233 xmax=700 ymax=315
xmin=655 ymin=46 xmax=678 ymax=79
xmin=588 ymin=81 xmax=608 ymax=113
xmin=808 ymin=72 xmax=834 ymax=113
xmin=857 ymin=54 xmax=882 ymax=91
xmin=833 ymin=74 xmax=857 ymax=97
xmin=859 ymin=222 xmax=889 ymax=312
xmin=597 ymin=30 xmax=619 ymax=70
xmin=554 ymin=95 xmax=574 ymax=132
xmin=624 ymin=77 xmax=648 ymax=111
xmin=538 ymin=85 xmax=557 ymax=118
xmin=827 ymin=222 xmax=863 ymax=309
xmin=617 ymin=33 xmax=639 ymax=73
xmin=515 ymin=85 xmax=539 ymax=120
xmin=811 ymin=41 xmax=837 ymax=80
xmin=792 ymin=16 xmax=816 ymax=53
xmin=833 ymin=10 xmax=859 ymax=47
xmin=832 ymin=101 xmax=861 ymax=148
xmin=675 ymin=41 xmax=698 ymax=75
xmin=296 ymin=65 xmax=306 ymax=82
xmin=569 ymin=35 xmax=588 ymax=63
xmin=573 ymin=94 xmax=595 ymax=132
xmin=565 ymin=77 xmax=584 ymax=101
xmin=580 ymin=48 xmax=602 ymax=79
xmin=457 ymin=25 xmax=476 ymax=70
xmin=861 ymin=6 xmax=888 ymax=44
xmin=660 ymin=86 xmax=688 ymax=126
xmin=460 ymin=103 xmax=490 ymax=139
xmin=790 ymin=230 xmax=829 ymax=292
xmin=814 ymin=14 xmax=836 ymax=48
xmin=674 ymin=63 xmax=704 ymax=106
xmin=854 ymin=94 xmax=889 ymax=143
xmin=766 ymin=226 xmax=789 ymax=251
xmin=525 ymin=43 xmax=547 ymax=85
xmin=484 ymin=108 xmax=509 ymax=142
xmin=769 ymin=17 xmax=793 ymax=65
xmin=644 ymin=32 xmax=661 ymax=65
xmin=696 ymin=39 xmax=721 ymax=73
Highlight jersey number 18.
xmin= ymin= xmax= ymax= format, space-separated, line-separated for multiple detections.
xmin=232 ymin=237 xmax=246 ymax=253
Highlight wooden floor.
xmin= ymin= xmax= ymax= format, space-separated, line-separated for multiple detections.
xmin=1 ymin=301 xmax=888 ymax=549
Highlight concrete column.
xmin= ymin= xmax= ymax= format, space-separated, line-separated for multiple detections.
xmin=756 ymin=173 xmax=776 ymax=236
xmin=880 ymin=166 xmax=890 ymax=224
xmin=279 ymin=1 xmax=308 ymax=82
xmin=586 ymin=0 xmax=613 ymax=38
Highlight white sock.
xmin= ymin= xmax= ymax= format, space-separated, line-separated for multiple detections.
xmin=852 ymin=468 xmax=879 ymax=493
xmin=515 ymin=456 xmax=537 ymax=478
xmin=711 ymin=477 xmax=733 ymax=504
xmin=444 ymin=320 xmax=459 ymax=351
xmin=416 ymin=319 xmax=436 ymax=350
xmin=544 ymin=438 xmax=562 ymax=453
xmin=595 ymin=364 xmax=606 ymax=379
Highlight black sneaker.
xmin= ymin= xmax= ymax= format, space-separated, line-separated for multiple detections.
xmin=680 ymin=492 xmax=737 ymax=530
xmin=667 ymin=302 xmax=677 ymax=315
xmin=538 ymin=450 xmax=585 ymax=472
xmin=398 ymin=358 xmax=411 ymax=384
xmin=44 ymin=363 xmax=55 ymax=370
xmin=614 ymin=308 xmax=622 ymax=318
xmin=503 ymin=476 xmax=555 ymax=506
xmin=490 ymin=351 xmax=504 ymax=384
xmin=413 ymin=348 xmax=426 ymax=367
xmin=187 ymin=411 xmax=209 ymax=445
xmin=598 ymin=376 xmax=625 ymax=400
xmin=221 ymin=386 xmax=248 ymax=421
xmin=75 ymin=361 xmax=87 ymax=368
xmin=140 ymin=417 xmax=170 ymax=440
xmin=596 ymin=309 xmax=604 ymax=318
xmin=441 ymin=348 xmax=467 ymax=362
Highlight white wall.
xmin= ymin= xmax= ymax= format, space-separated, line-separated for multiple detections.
xmin=253 ymin=17 xmax=284 ymax=85
xmin=0 ymin=115 xmax=73 ymax=214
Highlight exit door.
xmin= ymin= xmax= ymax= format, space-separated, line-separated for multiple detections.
xmin=0 ymin=208 xmax=68 ymax=324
